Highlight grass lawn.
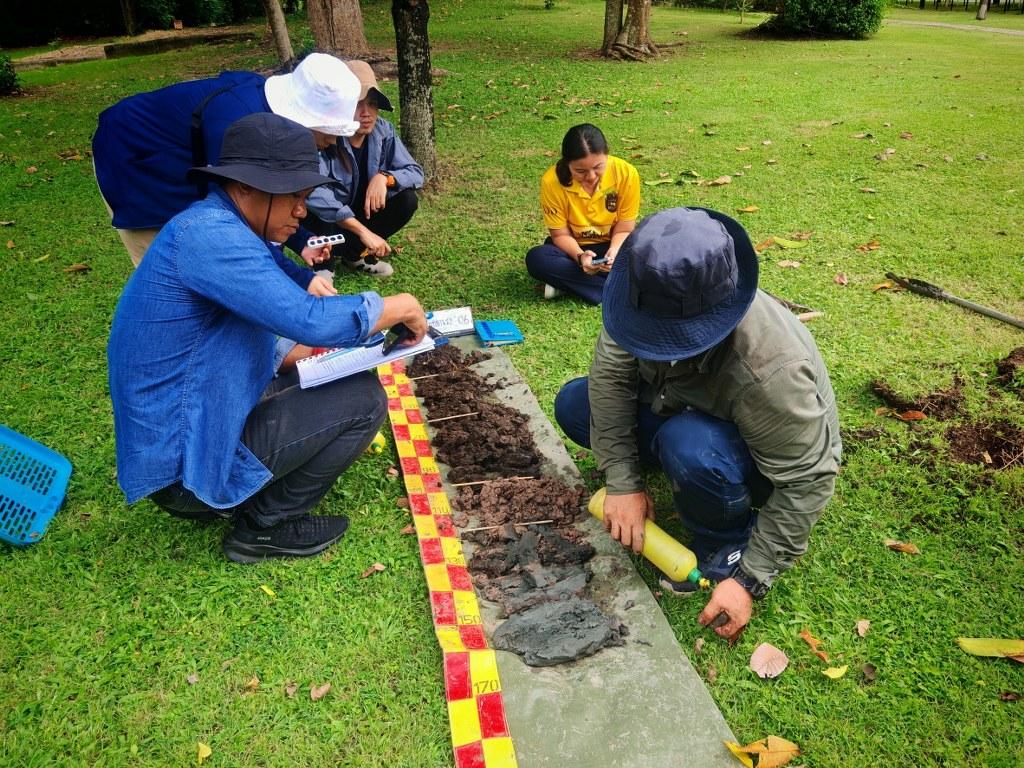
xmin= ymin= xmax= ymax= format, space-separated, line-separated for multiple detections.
xmin=1 ymin=2 xmax=1022 ymax=766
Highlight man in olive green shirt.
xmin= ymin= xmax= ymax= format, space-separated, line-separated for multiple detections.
xmin=554 ymin=207 xmax=841 ymax=640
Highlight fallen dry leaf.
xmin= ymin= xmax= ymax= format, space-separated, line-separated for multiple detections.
xmin=736 ymin=205 xmax=759 ymax=213
xmin=26 ymin=166 xmax=37 ymax=174
xmin=706 ymin=664 xmax=718 ymax=684
xmin=857 ymin=239 xmax=881 ymax=252
xmin=750 ymin=643 xmax=789 ymax=679
xmin=885 ymin=538 xmax=921 ymax=555
xmin=63 ymin=263 xmax=91 ymax=273
xmin=310 ymin=682 xmax=332 ymax=701
xmin=400 ymin=523 xmax=416 ymax=535
xmin=754 ymin=238 xmax=775 ymax=253
xmin=856 ymin=619 xmax=871 ymax=638
xmin=396 ymin=496 xmax=410 ymax=509
xmin=859 ymin=187 xmax=877 ymax=194
xmin=6 ymin=240 xmax=14 ymax=249
xmin=0 ymin=220 xmax=14 ymax=226
xmin=895 ymin=410 xmax=927 ymax=422
xmin=862 ymin=663 xmax=878 ymax=683
xmin=899 ymin=131 xmax=913 ymax=139
xmin=386 ymin=466 xmax=399 ymax=477
xmin=694 ymin=637 xmax=705 ymax=655
xmin=762 ymin=139 xmax=773 ymax=146
xmin=243 ymin=675 xmax=260 ymax=693
xmin=872 ymin=281 xmax=895 ymax=292
xmin=702 ymin=175 xmax=732 ymax=187
xmin=725 ymin=735 xmax=800 ymax=768
xmin=797 ymin=311 xmax=824 ymax=323
xmin=851 ymin=131 xmax=872 ymax=139
xmin=359 ymin=562 xmax=387 ymax=579
xmin=788 ymin=231 xmax=813 ymax=241
xmin=982 ymin=450 xmax=993 ymax=465
xmin=735 ymin=146 xmax=750 ymax=152
xmin=799 ymin=628 xmax=830 ymax=662
xmin=284 ymin=681 xmax=298 ymax=698
xmin=187 ymin=672 xmax=199 ymax=686
xmin=834 ymin=272 xmax=849 ymax=286
xmin=956 ymin=637 xmax=1024 ymax=660
xmin=197 ymin=742 xmax=213 ymax=764
xmin=998 ymin=691 xmax=1021 ymax=702
xmin=777 ymin=260 xmax=802 ymax=269
xmin=822 ymin=664 xmax=849 ymax=679
xmin=943 ymin=154 xmax=954 ymax=163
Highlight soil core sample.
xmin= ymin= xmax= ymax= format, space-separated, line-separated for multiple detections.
xmin=409 ymin=344 xmax=627 ymax=666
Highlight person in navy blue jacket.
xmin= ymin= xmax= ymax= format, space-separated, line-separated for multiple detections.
xmin=93 ymin=53 xmax=360 ymax=267
xmin=305 ymin=60 xmax=424 ymax=278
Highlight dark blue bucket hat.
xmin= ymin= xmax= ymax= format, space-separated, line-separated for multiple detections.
xmin=602 ymin=207 xmax=759 ymax=361
xmin=187 ymin=112 xmax=333 ymax=194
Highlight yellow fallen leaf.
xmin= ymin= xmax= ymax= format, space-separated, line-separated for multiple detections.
xmin=736 ymin=205 xmax=759 ymax=213
xmin=956 ymin=637 xmax=1024 ymax=659
xmin=260 ymin=584 xmax=276 ymax=598
xmin=243 ymin=675 xmax=260 ymax=693
xmin=726 ymin=735 xmax=800 ymax=768
xmin=735 ymin=146 xmax=750 ymax=152
xmin=822 ymin=665 xmax=849 ymax=679
xmin=773 ymin=236 xmax=808 ymax=250
xmin=754 ymin=238 xmax=775 ymax=252
xmin=197 ymin=742 xmax=212 ymax=765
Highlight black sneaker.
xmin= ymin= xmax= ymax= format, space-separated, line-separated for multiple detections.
xmin=222 ymin=514 xmax=349 ymax=564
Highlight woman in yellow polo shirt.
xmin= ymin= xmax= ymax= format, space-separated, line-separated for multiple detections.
xmin=526 ymin=123 xmax=640 ymax=304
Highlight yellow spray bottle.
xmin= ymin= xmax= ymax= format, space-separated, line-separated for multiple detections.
xmin=588 ymin=487 xmax=707 ymax=586
xmin=365 ymin=431 xmax=387 ymax=455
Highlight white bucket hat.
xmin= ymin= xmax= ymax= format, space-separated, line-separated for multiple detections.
xmin=264 ymin=53 xmax=360 ymax=137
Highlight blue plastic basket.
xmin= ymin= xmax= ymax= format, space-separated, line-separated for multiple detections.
xmin=0 ymin=425 xmax=72 ymax=547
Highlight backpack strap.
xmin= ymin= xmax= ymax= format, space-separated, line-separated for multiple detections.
xmin=190 ymin=85 xmax=235 ymax=197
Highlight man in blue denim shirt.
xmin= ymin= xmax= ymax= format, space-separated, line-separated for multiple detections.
xmin=108 ymin=113 xmax=428 ymax=563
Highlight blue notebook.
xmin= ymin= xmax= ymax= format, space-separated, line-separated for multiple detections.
xmin=475 ymin=319 xmax=523 ymax=347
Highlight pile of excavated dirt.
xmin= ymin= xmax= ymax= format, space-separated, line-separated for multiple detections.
xmin=946 ymin=420 xmax=1024 ymax=470
xmin=870 ymin=376 xmax=965 ymax=420
xmin=993 ymin=347 xmax=1024 ymax=394
xmin=409 ymin=343 xmax=624 ymax=666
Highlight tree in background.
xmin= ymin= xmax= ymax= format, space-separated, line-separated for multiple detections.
xmin=391 ymin=0 xmax=436 ymax=179
xmin=766 ymin=0 xmax=884 ymax=39
xmin=603 ymin=0 xmax=658 ymax=61
xmin=307 ymin=0 xmax=370 ymax=56
xmin=261 ymin=0 xmax=295 ymax=66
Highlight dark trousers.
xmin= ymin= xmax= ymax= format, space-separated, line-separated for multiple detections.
xmin=305 ymin=188 xmax=419 ymax=263
xmin=525 ymin=239 xmax=610 ymax=305
xmin=554 ymin=376 xmax=772 ymax=549
xmin=151 ymin=370 xmax=387 ymax=527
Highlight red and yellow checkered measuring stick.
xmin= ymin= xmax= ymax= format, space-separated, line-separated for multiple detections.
xmin=379 ymin=362 xmax=519 ymax=768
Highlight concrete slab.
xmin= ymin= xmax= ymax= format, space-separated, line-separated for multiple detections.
xmin=421 ymin=338 xmax=737 ymax=767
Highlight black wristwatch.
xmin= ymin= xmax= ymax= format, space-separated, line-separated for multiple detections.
xmin=730 ymin=566 xmax=770 ymax=600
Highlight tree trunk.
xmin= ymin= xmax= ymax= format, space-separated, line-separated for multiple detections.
xmin=976 ymin=0 xmax=989 ymax=19
xmin=119 ymin=0 xmax=139 ymax=36
xmin=604 ymin=0 xmax=656 ymax=60
xmin=603 ymin=0 xmax=624 ymax=56
xmin=308 ymin=0 xmax=370 ymax=57
xmin=392 ymin=0 xmax=436 ymax=180
xmin=261 ymin=0 xmax=295 ymax=67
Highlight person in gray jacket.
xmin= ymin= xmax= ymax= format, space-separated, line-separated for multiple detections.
xmin=305 ymin=60 xmax=424 ymax=277
xmin=554 ymin=207 xmax=841 ymax=641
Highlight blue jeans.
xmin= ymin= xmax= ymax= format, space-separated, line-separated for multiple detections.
xmin=554 ymin=377 xmax=772 ymax=548
xmin=151 ymin=370 xmax=386 ymax=527
xmin=525 ymin=239 xmax=610 ymax=305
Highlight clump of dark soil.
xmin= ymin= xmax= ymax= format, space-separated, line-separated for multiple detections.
xmin=870 ymin=376 xmax=965 ymax=420
xmin=993 ymin=347 xmax=1024 ymax=394
xmin=491 ymin=597 xmax=628 ymax=667
xmin=453 ymin=476 xmax=587 ymax=531
xmin=945 ymin=420 xmax=1024 ymax=470
xmin=411 ymin=346 xmax=543 ymax=484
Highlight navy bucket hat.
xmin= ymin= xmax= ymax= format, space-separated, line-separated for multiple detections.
xmin=602 ymin=207 xmax=759 ymax=361
xmin=187 ymin=112 xmax=333 ymax=194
